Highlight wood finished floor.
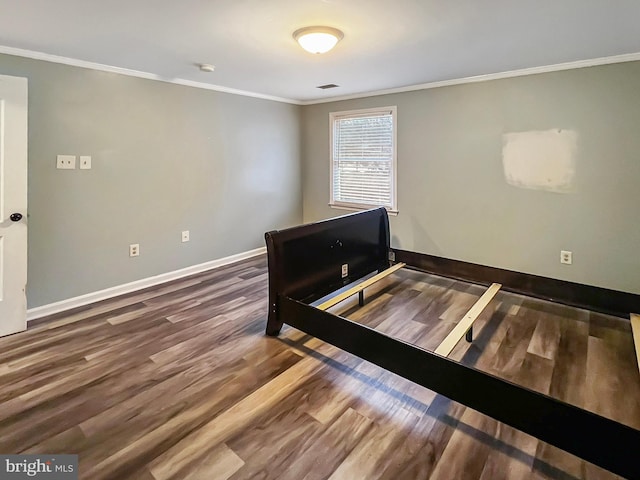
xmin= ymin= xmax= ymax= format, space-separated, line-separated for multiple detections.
xmin=1 ymin=255 xmax=639 ymax=480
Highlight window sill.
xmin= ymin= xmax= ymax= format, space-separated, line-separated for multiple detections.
xmin=329 ymin=203 xmax=398 ymax=216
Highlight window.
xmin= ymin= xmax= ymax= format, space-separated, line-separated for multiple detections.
xmin=330 ymin=106 xmax=397 ymax=213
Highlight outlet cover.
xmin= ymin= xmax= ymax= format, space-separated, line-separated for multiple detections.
xmin=129 ymin=244 xmax=140 ymax=257
xmin=560 ymin=250 xmax=572 ymax=265
xmin=182 ymin=230 xmax=190 ymax=242
xmin=57 ymin=155 xmax=76 ymax=169
xmin=341 ymin=264 xmax=348 ymax=278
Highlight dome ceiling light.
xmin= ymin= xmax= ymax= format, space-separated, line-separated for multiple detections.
xmin=293 ymin=26 xmax=344 ymax=54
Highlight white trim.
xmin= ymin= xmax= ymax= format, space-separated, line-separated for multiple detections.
xmin=26 ymin=247 xmax=267 ymax=321
xmin=329 ymin=204 xmax=398 ymax=216
xmin=302 ymin=52 xmax=640 ymax=105
xmin=2 ymin=45 xmax=639 ymax=106
xmin=331 ymin=105 xmax=396 ymax=119
xmin=329 ymin=105 xmax=398 ymax=212
xmin=0 ymin=45 xmax=302 ymax=105
xmin=0 ymin=45 xmax=640 ymax=105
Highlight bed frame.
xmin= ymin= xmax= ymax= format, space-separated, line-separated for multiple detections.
xmin=264 ymin=207 xmax=640 ymax=479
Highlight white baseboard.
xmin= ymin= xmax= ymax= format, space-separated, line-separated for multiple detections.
xmin=26 ymin=247 xmax=267 ymax=321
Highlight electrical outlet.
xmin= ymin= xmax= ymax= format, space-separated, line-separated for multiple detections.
xmin=129 ymin=244 xmax=140 ymax=257
xmin=56 ymin=155 xmax=76 ymax=169
xmin=181 ymin=230 xmax=190 ymax=242
xmin=560 ymin=250 xmax=572 ymax=265
xmin=341 ymin=264 xmax=348 ymax=278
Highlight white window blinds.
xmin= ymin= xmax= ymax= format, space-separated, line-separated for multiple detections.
xmin=330 ymin=107 xmax=397 ymax=211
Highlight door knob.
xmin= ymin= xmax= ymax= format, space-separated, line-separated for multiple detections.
xmin=9 ymin=213 xmax=23 ymax=222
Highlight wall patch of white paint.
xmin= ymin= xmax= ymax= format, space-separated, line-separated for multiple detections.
xmin=502 ymin=129 xmax=577 ymax=193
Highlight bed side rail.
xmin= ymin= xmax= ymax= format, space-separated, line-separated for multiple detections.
xmin=280 ymin=296 xmax=640 ymax=479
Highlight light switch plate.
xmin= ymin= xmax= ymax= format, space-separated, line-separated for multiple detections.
xmin=80 ymin=155 xmax=92 ymax=169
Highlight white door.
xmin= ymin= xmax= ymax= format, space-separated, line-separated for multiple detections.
xmin=0 ymin=74 xmax=28 ymax=337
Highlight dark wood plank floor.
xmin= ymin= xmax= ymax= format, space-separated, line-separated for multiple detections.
xmin=1 ymin=255 xmax=638 ymax=480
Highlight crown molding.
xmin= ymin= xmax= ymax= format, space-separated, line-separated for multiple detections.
xmin=0 ymin=45 xmax=303 ymax=105
xmin=2 ymin=45 xmax=639 ymax=106
xmin=301 ymin=51 xmax=640 ymax=105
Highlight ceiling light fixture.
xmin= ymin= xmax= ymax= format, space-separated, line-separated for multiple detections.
xmin=198 ymin=63 xmax=215 ymax=72
xmin=293 ymin=26 xmax=343 ymax=54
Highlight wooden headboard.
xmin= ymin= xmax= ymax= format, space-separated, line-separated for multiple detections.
xmin=264 ymin=208 xmax=390 ymax=335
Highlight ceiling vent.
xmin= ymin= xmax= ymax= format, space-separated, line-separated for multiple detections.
xmin=316 ymin=83 xmax=339 ymax=89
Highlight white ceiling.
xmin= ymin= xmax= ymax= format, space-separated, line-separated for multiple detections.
xmin=1 ymin=0 xmax=640 ymax=103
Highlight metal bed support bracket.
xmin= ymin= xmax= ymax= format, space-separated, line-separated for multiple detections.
xmin=465 ymin=326 xmax=473 ymax=343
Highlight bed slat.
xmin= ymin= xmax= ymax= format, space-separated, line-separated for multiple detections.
xmin=316 ymin=263 xmax=406 ymax=311
xmin=434 ymin=282 xmax=502 ymax=357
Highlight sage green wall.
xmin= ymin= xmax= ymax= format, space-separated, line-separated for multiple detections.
xmin=302 ymin=61 xmax=640 ymax=294
xmin=0 ymin=54 xmax=302 ymax=308
xmin=4 ymin=53 xmax=638 ymax=308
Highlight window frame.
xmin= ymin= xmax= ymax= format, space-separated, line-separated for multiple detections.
xmin=329 ymin=105 xmax=398 ymax=215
